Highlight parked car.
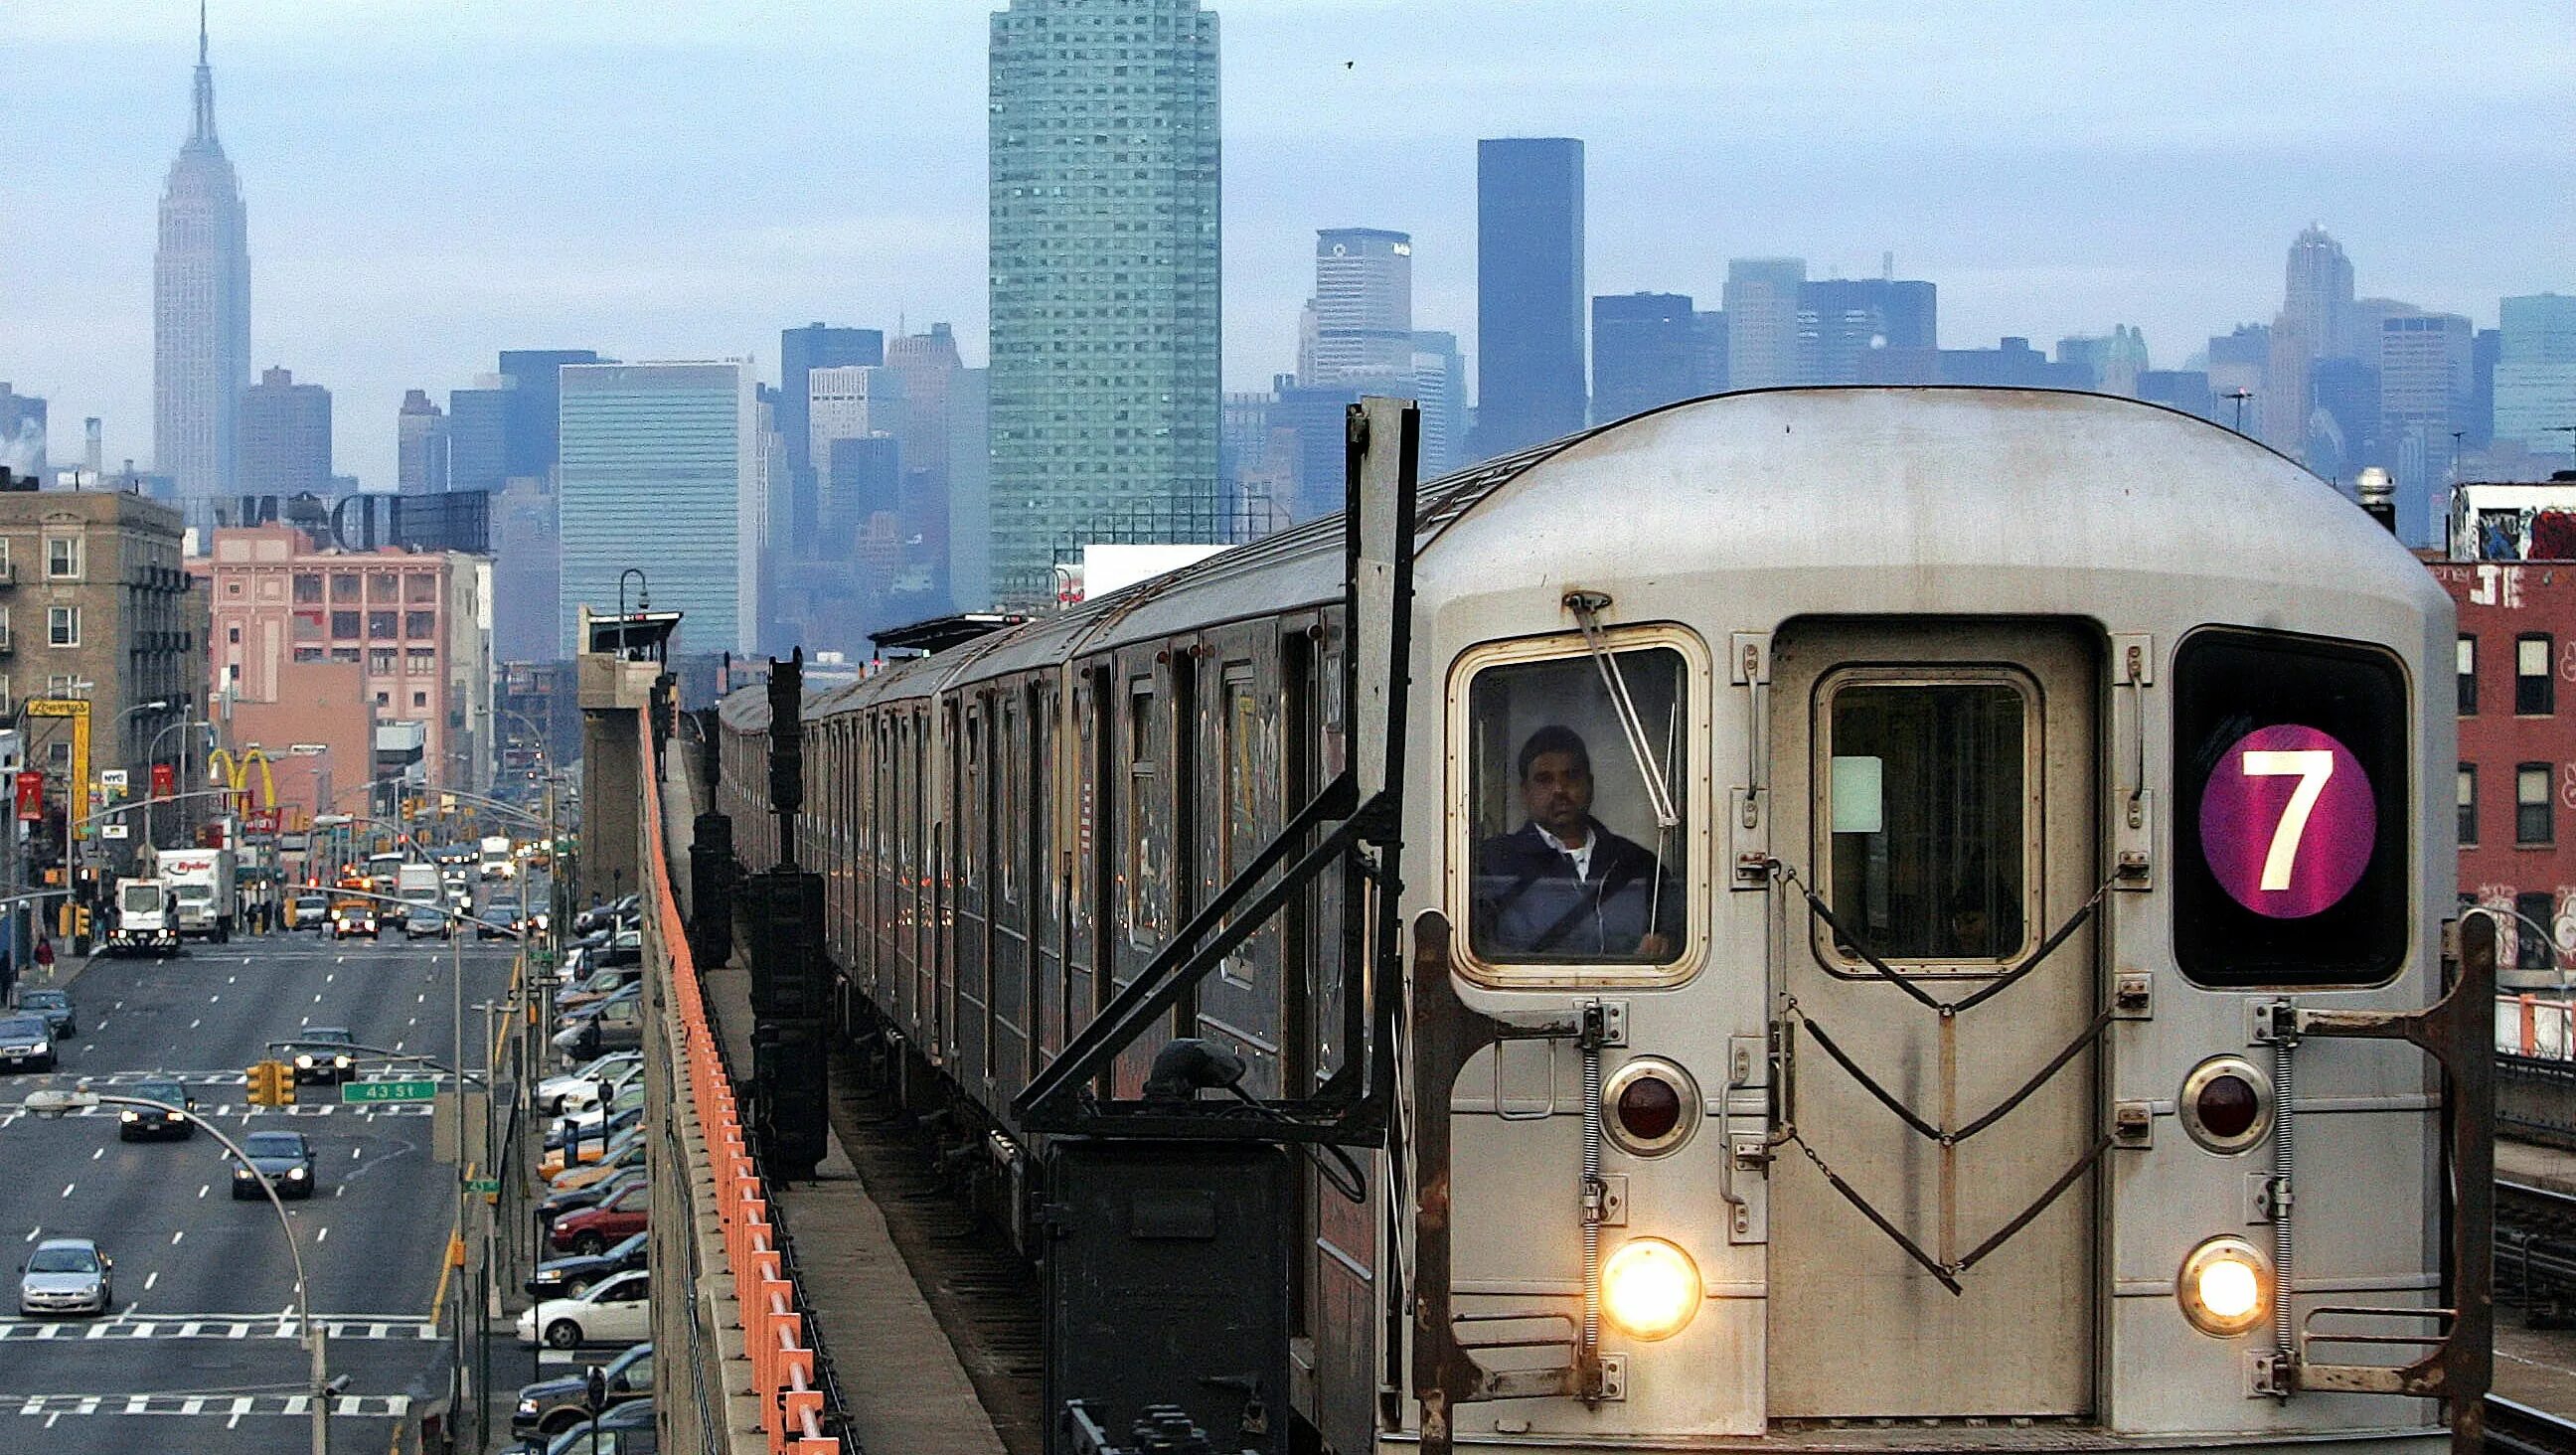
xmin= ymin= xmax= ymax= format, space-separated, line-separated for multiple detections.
xmin=555 ymin=1083 xmax=645 ymax=1142
xmin=549 ymin=1183 xmax=648 ymax=1256
xmin=540 ymin=1052 xmax=639 ymax=1115
xmin=517 ymin=1268 xmax=651 ymax=1349
xmin=513 ymin=1340 xmax=653 ymax=1439
xmin=541 ymin=1405 xmax=657 ymax=1455
xmin=558 ymin=967 xmax=641 ymax=1013
xmin=232 ymin=1129 xmax=319 ymax=1199
xmin=404 ymin=904 xmax=452 ymax=940
xmin=540 ymin=1111 xmax=640 ymax=1179
xmin=554 ymin=992 xmax=642 ymax=1059
xmin=546 ymin=1105 xmax=642 ymax=1161
xmin=525 ymin=1231 xmax=647 ymax=1301
xmin=289 ymin=1027 xmax=359 ymax=1084
xmin=117 ymin=1080 xmax=197 ymax=1141
xmin=538 ymin=1169 xmax=645 ymax=1230
xmin=0 ymin=1015 xmax=57 ymax=1072
xmin=15 ymin=989 xmax=76 ymax=1039
xmin=548 ymin=1133 xmax=643 ymax=1192
xmin=18 ymin=1236 xmax=110 ymax=1317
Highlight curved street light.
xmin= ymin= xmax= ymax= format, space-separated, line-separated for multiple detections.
xmin=20 ymin=1088 xmax=343 ymax=1455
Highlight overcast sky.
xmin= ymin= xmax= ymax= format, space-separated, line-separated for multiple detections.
xmin=3 ymin=1 xmax=2570 ymax=487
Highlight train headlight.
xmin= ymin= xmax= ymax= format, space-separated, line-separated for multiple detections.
xmin=1601 ymin=1237 xmax=1700 ymax=1341
xmin=2176 ymin=1236 xmax=2269 ymax=1338
xmin=2179 ymin=1056 xmax=2271 ymax=1154
xmin=1603 ymin=1058 xmax=1700 ymax=1159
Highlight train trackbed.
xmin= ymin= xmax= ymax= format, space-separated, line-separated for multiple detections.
xmin=2489 ymin=1396 xmax=2576 ymax=1455
xmin=826 ymin=1042 xmax=1045 ymax=1455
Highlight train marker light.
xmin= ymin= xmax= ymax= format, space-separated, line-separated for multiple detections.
xmin=1601 ymin=1237 xmax=1700 ymax=1341
xmin=2179 ymin=1056 xmax=2270 ymax=1153
xmin=1604 ymin=1059 xmax=1700 ymax=1158
xmin=2177 ymin=1236 xmax=2268 ymax=1337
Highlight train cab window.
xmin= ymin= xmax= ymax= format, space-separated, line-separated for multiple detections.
xmin=1821 ymin=680 xmax=2031 ymax=964
xmin=2173 ymin=629 xmax=2407 ymax=987
xmin=1463 ymin=643 xmax=1690 ymax=970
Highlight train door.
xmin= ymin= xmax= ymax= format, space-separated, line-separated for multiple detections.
xmin=1765 ymin=619 xmax=2099 ymax=1419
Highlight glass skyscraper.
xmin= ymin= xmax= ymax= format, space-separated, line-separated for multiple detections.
xmin=557 ymin=362 xmax=759 ymax=656
xmin=1473 ymin=138 xmax=1585 ymax=461
xmin=989 ymin=0 xmax=1220 ymax=605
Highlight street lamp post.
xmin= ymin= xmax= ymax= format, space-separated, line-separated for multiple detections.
xmin=22 ymin=1088 xmax=343 ymax=1455
xmin=144 ymin=717 xmax=214 ymax=851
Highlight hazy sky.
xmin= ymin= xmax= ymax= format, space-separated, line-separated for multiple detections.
xmin=3 ymin=1 xmax=2570 ymax=487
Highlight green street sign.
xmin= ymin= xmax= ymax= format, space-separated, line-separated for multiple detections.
xmin=467 ymin=1178 xmax=501 ymax=1196
xmin=342 ymin=1078 xmax=439 ymax=1104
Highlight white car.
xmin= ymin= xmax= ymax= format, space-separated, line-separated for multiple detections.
xmin=518 ymin=1268 xmax=651 ymax=1349
xmin=540 ymin=1053 xmax=640 ymax=1115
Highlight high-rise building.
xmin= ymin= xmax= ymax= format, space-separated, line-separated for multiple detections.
xmin=236 ymin=368 xmax=332 ymax=498
xmin=1799 ymin=277 xmax=1936 ymax=386
xmin=557 ymin=362 xmax=758 ymax=656
xmin=489 ymin=476 xmax=558 ymax=664
xmin=779 ymin=324 xmax=886 ymax=541
xmin=1473 ymin=138 xmax=1585 ymax=459
xmin=1411 ymin=331 xmax=1468 ymax=477
xmin=2205 ymin=324 xmax=2271 ymax=434
xmin=1592 ymin=293 xmax=1709 ymax=425
xmin=153 ymin=11 xmax=251 ymax=501
xmin=1937 ymin=337 xmax=2082 ymax=389
xmin=447 ymin=378 xmax=515 ymax=498
xmin=806 ymin=366 xmax=903 ymax=469
xmin=1307 ymin=229 xmax=1414 ymax=386
xmin=0 ymin=385 xmax=46 ymax=478
xmin=886 ymin=324 xmax=965 ymax=600
xmin=1723 ymin=258 xmax=1806 ymax=393
xmin=2494 ymin=294 xmax=2576 ymax=452
xmin=496 ymin=349 xmax=601 ymax=483
xmin=990 ymin=0 xmax=1220 ymax=604
xmin=2378 ymin=312 xmax=2474 ymax=546
xmin=2283 ymin=226 xmax=2356 ymax=362
xmin=396 ymin=390 xmax=450 ymax=495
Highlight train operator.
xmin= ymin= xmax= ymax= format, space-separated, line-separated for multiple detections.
xmin=1473 ymin=725 xmax=1681 ymax=960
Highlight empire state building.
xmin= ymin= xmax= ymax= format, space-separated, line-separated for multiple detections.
xmin=154 ymin=8 xmax=250 ymax=499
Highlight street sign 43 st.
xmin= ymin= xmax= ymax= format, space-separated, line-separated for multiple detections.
xmin=341 ymin=1078 xmax=438 ymax=1104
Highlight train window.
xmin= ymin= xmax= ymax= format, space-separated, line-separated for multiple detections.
xmin=1464 ymin=644 xmax=1688 ymax=967
xmin=2173 ymin=629 xmax=2407 ymax=987
xmin=1820 ymin=679 xmax=2031 ymax=964
xmin=1221 ymin=664 xmax=1260 ymax=883
xmin=1126 ymin=678 xmax=1162 ymax=944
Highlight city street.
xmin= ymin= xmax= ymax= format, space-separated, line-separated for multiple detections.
xmin=0 ymin=927 xmax=519 ymax=1454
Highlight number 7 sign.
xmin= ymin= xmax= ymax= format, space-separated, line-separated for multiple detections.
xmin=2199 ymin=726 xmax=2376 ymax=918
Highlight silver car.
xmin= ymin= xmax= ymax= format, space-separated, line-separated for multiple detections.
xmin=19 ymin=1236 xmax=110 ymax=1316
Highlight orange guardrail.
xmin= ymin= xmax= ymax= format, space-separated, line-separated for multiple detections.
xmin=640 ymin=715 xmax=839 ymax=1455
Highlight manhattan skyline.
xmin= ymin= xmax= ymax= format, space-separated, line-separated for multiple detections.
xmin=4 ymin=1 xmax=2571 ymax=487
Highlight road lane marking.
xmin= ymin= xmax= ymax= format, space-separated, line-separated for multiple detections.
xmin=144 ymin=1272 xmax=158 ymax=1292
xmin=315 ymin=1226 xmax=328 ymax=1243
xmin=351 ymin=1147 xmax=362 ymax=1160
xmin=197 ymin=1185 xmax=208 ymax=1199
xmin=22 ymin=1227 xmax=36 ymax=1242
xmin=189 ymin=1020 xmax=200 ymax=1030
xmin=88 ymin=1149 xmax=100 ymax=1162
xmin=170 ymin=1230 xmax=183 ymax=1245
xmin=57 ymin=1183 xmax=72 ymax=1200
xmin=209 ymin=994 xmax=219 ymax=1003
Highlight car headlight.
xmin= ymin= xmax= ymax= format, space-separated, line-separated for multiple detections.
xmin=119 ymin=1110 xmax=140 ymax=1122
xmin=517 ymin=1398 xmax=540 ymax=1416
xmin=286 ymin=1168 xmax=308 ymax=1180
xmin=332 ymin=1055 xmax=352 ymax=1068
xmin=2177 ymin=1235 xmax=2269 ymax=1337
xmin=1601 ymin=1236 xmax=1701 ymax=1341
xmin=295 ymin=1054 xmax=314 ymax=1068
xmin=234 ymin=1167 xmax=254 ymax=1179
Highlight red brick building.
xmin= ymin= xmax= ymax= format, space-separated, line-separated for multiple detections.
xmin=2440 ymin=480 xmax=2576 ymax=985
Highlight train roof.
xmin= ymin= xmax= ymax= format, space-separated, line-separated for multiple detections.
xmin=721 ymin=387 xmax=2441 ymax=731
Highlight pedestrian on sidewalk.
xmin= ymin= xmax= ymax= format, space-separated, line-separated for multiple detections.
xmin=34 ymin=936 xmax=56 ymax=974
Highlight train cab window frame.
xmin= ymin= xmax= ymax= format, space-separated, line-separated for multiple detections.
xmin=1447 ymin=624 xmax=1709 ymax=988
xmin=1813 ymin=669 xmax=2041 ymax=975
xmin=2458 ymin=635 xmax=2477 ymax=717
xmin=2518 ymin=633 xmax=2555 ymax=717
xmin=2171 ymin=628 xmax=2410 ymax=989
xmin=2519 ymin=763 xmax=2554 ymax=847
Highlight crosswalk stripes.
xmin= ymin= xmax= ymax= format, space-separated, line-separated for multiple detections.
xmin=0 ymin=1102 xmax=434 ymax=1125
xmin=11 ymin=1392 xmax=411 ymax=1418
xmin=0 ymin=1315 xmax=440 ymax=1342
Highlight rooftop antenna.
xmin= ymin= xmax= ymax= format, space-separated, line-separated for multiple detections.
xmin=1882 ymin=250 xmax=1893 ymax=282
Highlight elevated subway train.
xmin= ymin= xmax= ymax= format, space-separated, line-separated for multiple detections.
xmin=717 ymin=388 xmax=2488 ymax=1455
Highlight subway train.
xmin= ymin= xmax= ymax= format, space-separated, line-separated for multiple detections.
xmin=718 ymin=388 xmax=2488 ymax=1455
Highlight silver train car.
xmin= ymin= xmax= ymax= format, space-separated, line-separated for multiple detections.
xmin=718 ymin=388 xmax=2488 ymax=1455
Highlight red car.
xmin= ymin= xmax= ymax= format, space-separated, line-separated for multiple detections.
xmin=549 ymin=1183 xmax=647 ymax=1255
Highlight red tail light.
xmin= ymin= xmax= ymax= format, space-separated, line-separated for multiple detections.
xmin=1602 ymin=1059 xmax=1699 ymax=1157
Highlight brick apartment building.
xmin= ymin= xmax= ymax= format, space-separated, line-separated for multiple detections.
xmin=2441 ymin=478 xmax=2576 ymax=986
xmin=0 ymin=484 xmax=204 ymax=865
xmin=199 ymin=525 xmax=492 ymax=799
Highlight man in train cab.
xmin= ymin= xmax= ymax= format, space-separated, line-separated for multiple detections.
xmin=1473 ymin=725 xmax=1681 ymax=960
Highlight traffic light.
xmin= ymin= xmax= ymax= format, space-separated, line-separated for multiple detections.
xmin=245 ymin=1060 xmax=294 ymax=1107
